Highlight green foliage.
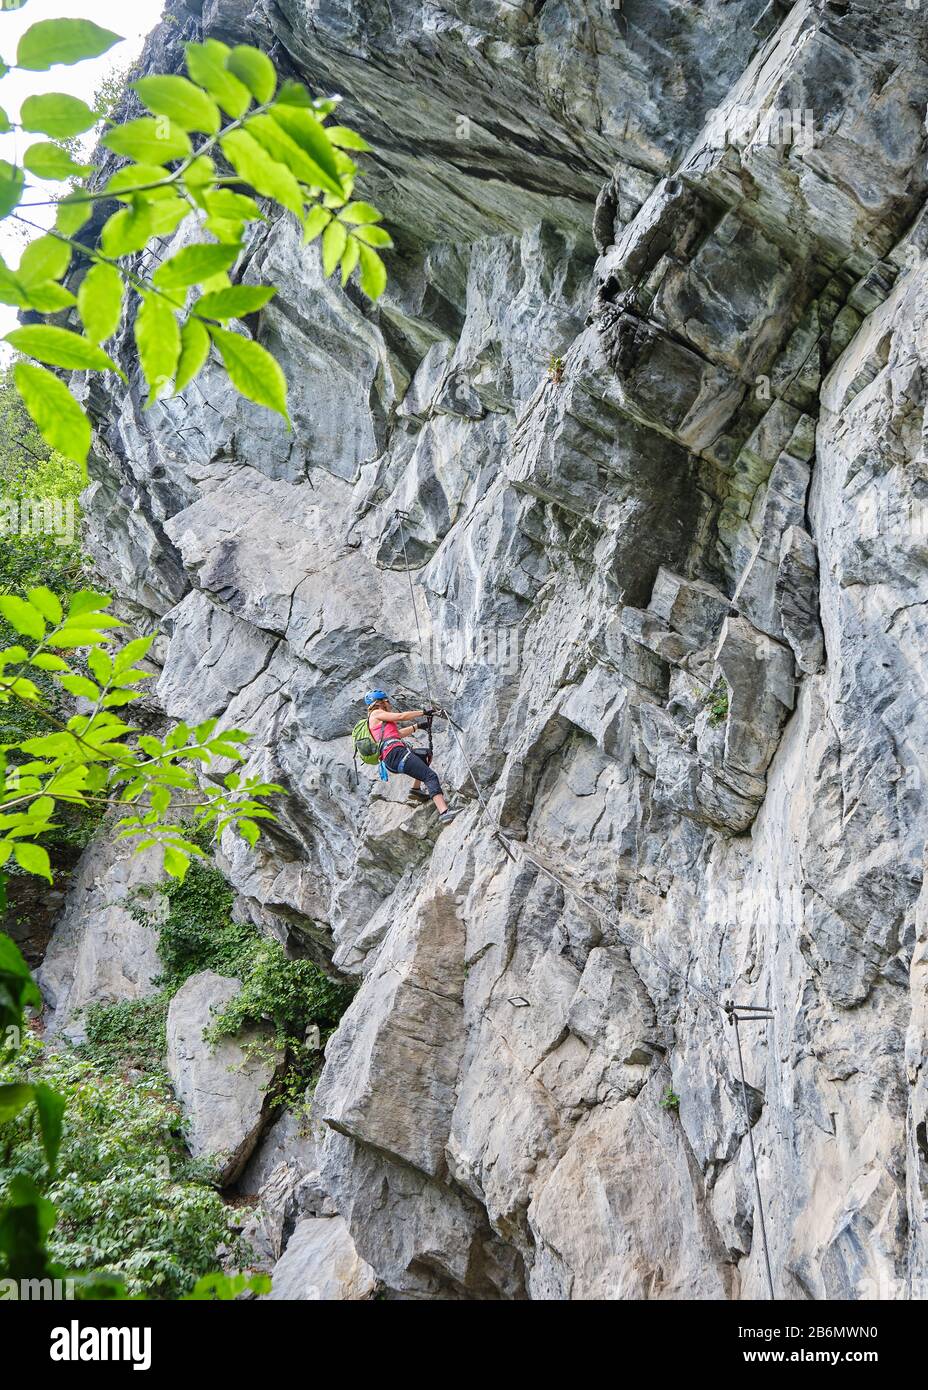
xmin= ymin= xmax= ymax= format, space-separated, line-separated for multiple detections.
xmin=0 ymin=415 xmax=84 ymax=750
xmin=206 ymin=940 xmax=353 ymax=1050
xmin=660 ymin=1087 xmax=680 ymax=1110
xmin=706 ymin=679 xmax=730 ymax=726
xmin=0 ymin=1035 xmax=244 ymax=1298
xmin=0 ymin=21 xmax=392 ymax=468
xmin=0 ymin=577 xmax=283 ymax=1285
xmin=80 ymin=992 xmax=170 ymax=1074
xmin=0 ymin=591 xmax=283 ymax=883
xmin=128 ymin=852 xmax=354 ymax=1105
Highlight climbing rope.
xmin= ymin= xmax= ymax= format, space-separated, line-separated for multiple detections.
xmin=396 ymin=512 xmax=435 ymax=711
xmin=390 ymin=511 xmax=777 ymax=1299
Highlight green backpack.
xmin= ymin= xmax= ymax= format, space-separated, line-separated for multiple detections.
xmin=352 ymin=716 xmax=382 ymax=766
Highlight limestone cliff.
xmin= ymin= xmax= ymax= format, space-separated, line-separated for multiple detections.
xmin=70 ymin=0 xmax=928 ymax=1299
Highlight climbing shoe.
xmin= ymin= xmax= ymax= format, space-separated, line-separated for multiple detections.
xmin=408 ymin=787 xmax=430 ymax=802
xmin=438 ymin=808 xmax=460 ymax=826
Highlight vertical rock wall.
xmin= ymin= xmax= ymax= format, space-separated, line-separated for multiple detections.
xmin=78 ymin=0 xmax=928 ymax=1299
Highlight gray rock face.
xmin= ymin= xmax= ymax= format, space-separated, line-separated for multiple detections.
xmin=37 ymin=832 xmax=165 ymax=1042
xmin=263 ymin=1217 xmax=376 ymax=1301
xmin=82 ymin=0 xmax=928 ymax=1299
xmin=166 ymin=971 xmax=285 ymax=1184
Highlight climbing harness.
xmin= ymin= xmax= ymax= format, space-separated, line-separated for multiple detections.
xmin=389 ymin=509 xmax=779 ymax=1299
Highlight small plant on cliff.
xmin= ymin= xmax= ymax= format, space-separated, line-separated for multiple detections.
xmin=132 ymin=851 xmax=355 ymax=1104
xmin=0 ymin=16 xmax=392 ymax=472
xmin=660 ymin=1086 xmax=680 ymax=1110
xmin=706 ymin=678 xmax=730 ymax=726
xmin=548 ymin=353 xmax=565 ymax=385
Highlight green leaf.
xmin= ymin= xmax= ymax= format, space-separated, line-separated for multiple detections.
xmin=220 ymin=128 xmax=304 ymax=218
xmin=58 ymin=674 xmax=100 ymax=700
xmin=201 ymin=188 xmax=262 ymax=244
xmin=47 ymin=630 xmax=109 ymax=650
xmin=357 ymin=243 xmax=387 ymax=301
xmin=153 ymin=242 xmax=239 ymax=290
xmin=141 ymin=193 xmax=190 ymax=241
xmin=102 ymin=118 xmax=191 ymax=165
xmin=23 ymin=142 xmax=92 ymax=181
xmin=351 ymin=224 xmax=394 ymax=248
xmin=132 ymin=75 xmax=221 ymax=135
xmin=13 ymin=361 xmax=91 ymax=468
xmin=113 ymin=634 xmax=152 ymax=670
xmin=266 ymin=105 xmax=344 ymax=194
xmin=33 ymin=1084 xmax=66 ymax=1174
xmin=0 ymin=933 xmax=41 ymax=1007
xmin=87 ymin=648 xmax=113 ymax=685
xmin=326 ymin=126 xmax=373 ymax=152
xmin=0 ymin=107 xmax=10 ymax=135
xmin=184 ymin=155 xmax=216 ymax=192
xmin=163 ymin=845 xmax=189 ymax=881
xmin=69 ymin=589 xmax=111 ymax=618
xmin=78 ymin=263 xmax=124 ymax=344
xmin=322 ymin=220 xmax=347 ymax=276
xmin=17 ymin=234 xmax=71 ymax=286
xmin=0 ymin=1084 xmax=34 ymax=1124
xmin=209 ymin=326 xmax=289 ymax=423
xmin=104 ymin=163 xmax=174 ymax=200
xmin=175 ymin=317 xmax=211 ymax=393
xmin=195 ymin=285 xmax=276 ymax=321
xmin=228 ymin=46 xmax=276 ymax=104
xmin=20 ymin=93 xmax=98 ymax=139
xmin=341 ymin=236 xmax=360 ymax=286
xmin=0 ymin=597 xmax=44 ymax=641
xmin=29 ymin=653 xmax=69 ymax=672
xmin=56 ymin=194 xmax=92 ymax=236
xmin=135 ymin=293 xmax=181 ymax=406
xmin=5 ymin=325 xmax=124 ymax=377
xmin=27 ymin=588 xmax=63 ymax=625
xmin=246 ymin=113 xmax=342 ymax=198
xmin=17 ymin=19 xmax=122 ymax=71
xmin=238 ymin=819 xmax=261 ymax=848
xmin=102 ymin=690 xmax=140 ymax=708
xmin=0 ymin=161 xmax=24 ymax=219
xmin=185 ymin=39 xmax=251 ymax=120
xmin=20 ymin=281 xmax=77 ymax=313
xmin=13 ymin=842 xmax=52 ymax=881
xmin=100 ymin=203 xmax=157 ymax=258
xmin=277 ymin=80 xmax=313 ymax=107
xmin=302 ymin=205 xmax=332 ymax=243
xmin=339 ymin=201 xmax=383 ymax=225
xmin=166 ymin=721 xmax=192 ymax=750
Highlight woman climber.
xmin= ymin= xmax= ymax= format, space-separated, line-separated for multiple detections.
xmin=363 ymin=690 xmax=460 ymax=825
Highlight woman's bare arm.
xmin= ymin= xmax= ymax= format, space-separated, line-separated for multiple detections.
xmin=370 ymin=709 xmax=424 ymax=729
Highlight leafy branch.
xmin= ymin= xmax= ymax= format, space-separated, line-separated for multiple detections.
xmin=0 ymin=20 xmax=393 ymax=469
xmin=0 ymin=585 xmax=283 ymax=884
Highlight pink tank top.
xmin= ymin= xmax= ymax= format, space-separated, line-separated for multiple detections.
xmin=369 ymin=714 xmax=405 ymax=759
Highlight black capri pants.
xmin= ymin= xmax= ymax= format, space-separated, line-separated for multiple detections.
xmin=383 ymin=744 xmax=442 ymax=798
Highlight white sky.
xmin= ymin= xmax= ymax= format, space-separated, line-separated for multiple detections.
xmin=0 ymin=0 xmax=165 ymax=343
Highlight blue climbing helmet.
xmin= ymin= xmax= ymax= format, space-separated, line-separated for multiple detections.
xmin=364 ymin=689 xmax=389 ymax=706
